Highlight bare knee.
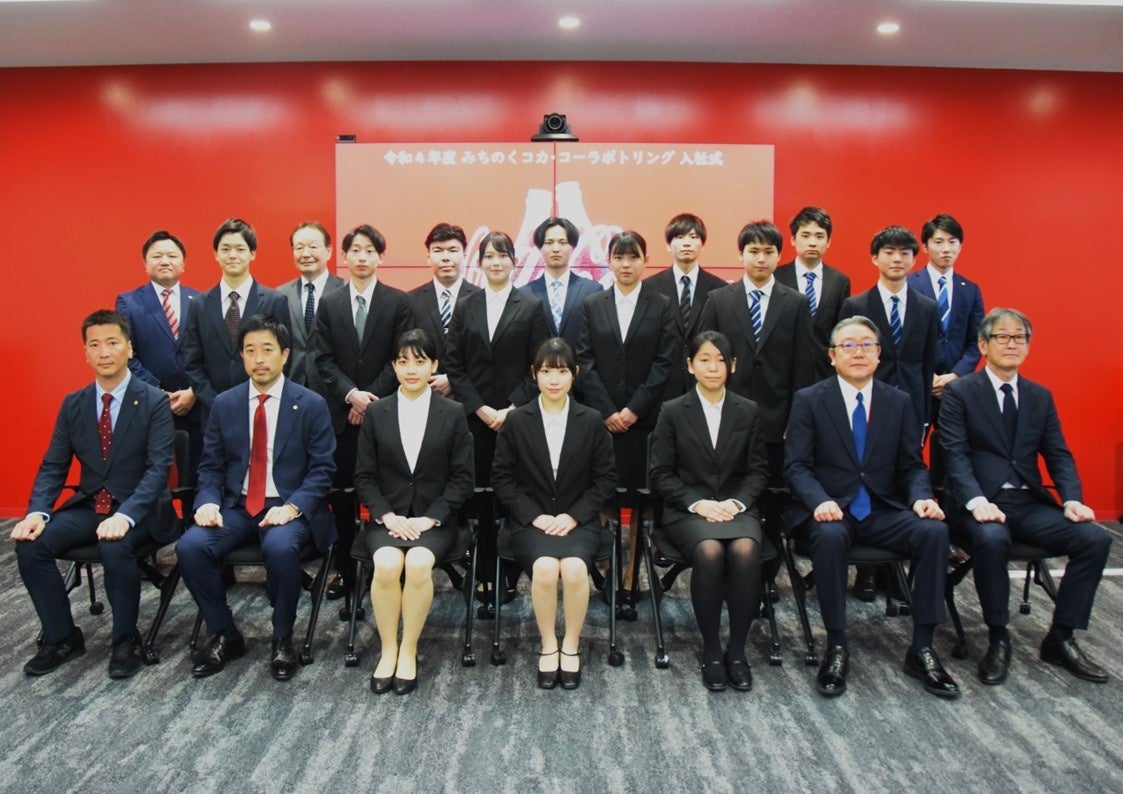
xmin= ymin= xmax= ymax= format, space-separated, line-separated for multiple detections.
xmin=403 ymin=548 xmax=436 ymax=584
xmin=532 ymin=557 xmax=560 ymax=583
xmin=559 ymin=557 xmax=588 ymax=587
xmin=372 ymin=548 xmax=405 ymax=583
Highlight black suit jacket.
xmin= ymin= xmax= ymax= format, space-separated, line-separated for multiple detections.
xmin=575 ymin=286 xmax=677 ymax=424
xmin=838 ymin=286 xmax=938 ymax=433
xmin=28 ymin=377 xmax=177 ymax=543
xmin=938 ymin=370 xmax=1082 ymax=509
xmin=491 ymin=398 xmax=618 ymax=529
xmin=649 ymin=388 xmax=769 ymax=526
xmin=520 ymin=270 xmax=603 ymax=350
xmin=643 ymin=266 xmax=727 ymax=396
xmin=313 ymin=281 xmax=412 ymax=434
xmin=407 ymin=279 xmax=481 ymax=376
xmin=697 ymin=280 xmax=818 ymax=443
xmin=784 ymin=378 xmax=932 ymax=528
xmin=279 ymin=273 xmax=347 ymax=393
xmin=182 ymin=279 xmax=291 ymax=418
xmin=444 ymin=288 xmax=551 ymax=415
xmin=354 ymin=392 xmax=475 ymax=526
xmin=775 ymin=261 xmax=850 ymax=380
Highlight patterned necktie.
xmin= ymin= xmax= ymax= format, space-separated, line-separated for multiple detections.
xmin=224 ymin=291 xmax=241 ymax=346
xmin=161 ymin=288 xmax=179 ymax=341
xmin=439 ymin=289 xmax=452 ymax=333
xmin=354 ymin=295 xmax=368 ymax=343
xmin=803 ymin=272 xmax=818 ymax=315
xmin=749 ymin=289 xmax=764 ymax=345
xmin=304 ymin=282 xmax=316 ymax=334
xmin=937 ymin=276 xmax=950 ymax=334
xmin=246 ymin=394 xmax=269 ymax=516
xmin=549 ymin=279 xmax=564 ymax=331
xmin=850 ymin=392 xmax=871 ymax=520
xmin=889 ymin=295 xmax=902 ymax=347
xmin=679 ymin=275 xmax=692 ymax=327
xmin=95 ymin=393 xmax=113 ymax=515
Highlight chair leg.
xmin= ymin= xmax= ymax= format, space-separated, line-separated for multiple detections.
xmin=62 ymin=561 xmax=80 ymax=594
xmin=761 ymin=575 xmax=782 ymax=666
xmin=781 ymin=534 xmax=818 ymax=666
xmin=190 ymin=609 xmax=205 ymax=652
xmin=85 ymin=563 xmax=104 ymax=615
xmin=1036 ymin=560 xmax=1060 ymax=601
xmin=300 ymin=547 xmax=333 ymax=665
xmin=945 ymin=561 xmax=970 ymax=659
xmin=144 ymin=563 xmax=181 ymax=665
xmin=885 ymin=562 xmax=911 ymax=617
xmin=641 ymin=522 xmax=670 ymax=669
xmin=462 ymin=542 xmax=477 ymax=667
xmin=1019 ymin=561 xmax=1034 ymax=615
xmin=615 ymin=513 xmax=637 ymax=622
xmin=490 ymin=554 xmax=506 ymax=665
xmin=344 ymin=560 xmax=366 ymax=667
xmin=607 ymin=528 xmax=624 ymax=667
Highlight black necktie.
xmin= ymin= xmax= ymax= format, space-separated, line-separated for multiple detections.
xmin=1000 ymin=383 xmax=1017 ymax=446
xmin=679 ymin=275 xmax=692 ymax=328
xmin=304 ymin=282 xmax=316 ymax=334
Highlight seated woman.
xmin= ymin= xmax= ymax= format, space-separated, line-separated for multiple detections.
xmin=648 ymin=331 xmax=769 ymax=692
xmin=354 ymin=329 xmax=475 ymax=695
xmin=490 ymin=338 xmax=618 ymax=690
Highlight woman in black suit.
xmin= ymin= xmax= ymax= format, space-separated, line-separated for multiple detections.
xmin=354 ymin=329 xmax=475 ymax=695
xmin=649 ymin=331 xmax=769 ymax=692
xmin=491 ymin=338 xmax=618 ymax=690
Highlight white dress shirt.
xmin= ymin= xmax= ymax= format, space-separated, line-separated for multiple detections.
xmin=876 ymin=281 xmax=908 ymax=325
xmin=485 ymin=282 xmax=513 ymax=341
xmin=836 ymin=376 xmax=872 ymax=431
xmin=301 ymin=270 xmax=331 ymax=315
xmin=220 ymin=278 xmax=253 ymax=317
xmin=672 ymin=263 xmax=698 ymax=304
xmin=150 ymin=281 xmax=182 ymax=325
xmin=243 ymin=376 xmax=286 ymax=499
xmin=397 ymin=386 xmax=432 ymax=473
xmin=741 ymin=275 xmax=775 ymax=324
xmin=539 ymin=396 xmax=569 ymax=480
xmin=614 ymin=283 xmax=641 ymax=341
xmin=793 ymin=260 xmax=824 ymax=306
xmin=349 ymin=279 xmax=377 ymax=325
xmin=925 ymin=263 xmax=954 ymax=308
xmin=697 ymin=385 xmax=724 ymax=449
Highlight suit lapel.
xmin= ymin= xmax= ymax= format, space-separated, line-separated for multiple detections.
xmin=205 ymin=286 xmax=235 ymax=355
xmin=286 ymin=281 xmax=309 ymax=347
xmin=273 ymin=381 xmax=299 ymax=461
xmin=968 ymin=374 xmax=1010 ymax=451
xmin=758 ymin=286 xmax=786 ymax=347
xmin=492 ymin=291 xmax=520 ymax=343
xmin=824 ymin=380 xmax=861 ymax=465
xmin=412 ymin=396 xmax=444 ymax=474
xmin=140 ymin=286 xmax=177 ymax=346
xmin=713 ymin=396 xmax=740 ymax=460
xmin=523 ymin=400 xmax=556 ymax=491
xmin=622 ymin=288 xmax=652 ymax=345
xmin=899 ymin=290 xmax=923 ymax=350
xmin=683 ymin=389 xmax=716 ymax=456
xmin=728 ymin=282 xmax=758 ymax=352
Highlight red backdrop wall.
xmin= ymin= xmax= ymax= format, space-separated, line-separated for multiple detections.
xmin=2 ymin=61 xmax=1120 ymax=517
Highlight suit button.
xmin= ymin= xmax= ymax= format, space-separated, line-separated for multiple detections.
xmin=358 ymin=360 xmax=364 ymax=367
xmin=753 ymin=361 xmax=762 ymax=368
xmin=859 ymin=473 xmax=866 ymax=479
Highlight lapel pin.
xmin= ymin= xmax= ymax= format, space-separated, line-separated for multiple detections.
xmin=293 ymin=405 xmax=299 ymax=410
xmin=133 ymin=400 xmax=139 ymax=406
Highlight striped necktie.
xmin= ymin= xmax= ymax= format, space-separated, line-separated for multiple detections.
xmin=439 ymin=288 xmax=452 ymax=333
xmin=889 ymin=295 xmax=902 ymax=347
xmin=161 ymin=288 xmax=179 ymax=341
xmin=803 ymin=272 xmax=818 ymax=315
xmin=749 ymin=289 xmax=763 ymax=345
xmin=937 ymin=276 xmax=950 ymax=334
xmin=679 ymin=275 xmax=692 ymax=327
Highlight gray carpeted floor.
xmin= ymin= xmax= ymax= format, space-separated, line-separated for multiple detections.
xmin=1 ymin=520 xmax=1121 ymax=792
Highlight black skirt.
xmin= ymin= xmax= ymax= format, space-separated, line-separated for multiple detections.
xmin=362 ymin=520 xmax=459 ymax=560
xmin=658 ymin=513 xmax=762 ymax=559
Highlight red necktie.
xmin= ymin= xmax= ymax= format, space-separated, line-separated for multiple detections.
xmin=95 ymin=393 xmax=113 ymax=515
xmin=245 ymin=394 xmax=269 ymax=515
xmin=161 ymin=288 xmax=179 ymax=341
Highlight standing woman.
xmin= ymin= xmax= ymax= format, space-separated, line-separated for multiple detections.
xmin=491 ymin=338 xmax=618 ymax=690
xmin=354 ymin=329 xmax=475 ymax=695
xmin=444 ymin=231 xmax=551 ymax=594
xmin=648 ymin=331 xmax=769 ymax=692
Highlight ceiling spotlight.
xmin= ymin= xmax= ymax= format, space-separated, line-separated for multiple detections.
xmin=558 ymin=16 xmax=580 ymax=30
xmin=877 ymin=21 xmax=900 ymax=34
xmin=249 ymin=19 xmax=272 ymax=33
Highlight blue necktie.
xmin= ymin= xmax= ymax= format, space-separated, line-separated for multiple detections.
xmin=439 ymin=288 xmax=452 ymax=333
xmin=303 ymin=282 xmax=316 ymax=334
xmin=749 ymin=289 xmax=763 ymax=345
xmin=850 ymin=392 xmax=871 ymax=520
xmin=803 ymin=272 xmax=818 ymax=315
xmin=549 ymin=279 xmax=564 ymax=330
xmin=936 ymin=276 xmax=950 ymax=334
xmin=889 ymin=295 xmax=902 ymax=347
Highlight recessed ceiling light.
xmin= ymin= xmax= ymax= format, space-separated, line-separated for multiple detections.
xmin=249 ymin=19 xmax=272 ymax=33
xmin=877 ymin=22 xmax=900 ymax=34
xmin=558 ymin=16 xmax=580 ymax=30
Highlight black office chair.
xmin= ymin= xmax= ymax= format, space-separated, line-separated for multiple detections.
xmin=57 ymin=429 xmax=192 ymax=664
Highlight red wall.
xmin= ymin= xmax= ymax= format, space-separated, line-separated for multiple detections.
xmin=2 ymin=61 xmax=1121 ymax=516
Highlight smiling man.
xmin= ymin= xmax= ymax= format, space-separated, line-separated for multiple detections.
xmin=279 ymin=220 xmax=345 ymax=394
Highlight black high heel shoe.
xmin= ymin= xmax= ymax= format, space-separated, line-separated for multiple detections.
xmin=538 ymin=648 xmax=559 ymax=689
xmin=559 ymin=649 xmax=582 ymax=690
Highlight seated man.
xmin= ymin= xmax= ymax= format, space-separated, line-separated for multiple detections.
xmin=785 ymin=316 xmax=958 ymax=698
xmin=11 ymin=309 xmax=175 ymax=679
xmin=940 ymin=307 xmax=1111 ymax=685
xmin=177 ymin=314 xmax=335 ymax=681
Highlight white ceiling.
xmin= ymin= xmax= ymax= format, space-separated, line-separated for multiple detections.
xmin=1 ymin=0 xmax=1121 ymax=72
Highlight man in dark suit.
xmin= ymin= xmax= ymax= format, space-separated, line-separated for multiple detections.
xmin=177 ymin=314 xmax=336 ymax=681
xmin=116 ymin=230 xmax=203 ymax=480
xmin=11 ymin=310 xmax=175 ymax=679
xmin=182 ymin=218 xmax=291 ymax=429
xmin=643 ymin=213 xmax=727 ymax=396
xmin=520 ymin=216 xmax=602 ymax=354
xmin=407 ymin=223 xmax=480 ymax=398
xmin=775 ymin=206 xmax=851 ymax=380
xmin=279 ymin=220 xmax=345 ymax=395
xmin=314 ymin=224 xmax=412 ymax=597
xmin=785 ymin=316 xmax=958 ymax=699
xmin=940 ymin=308 xmax=1111 ymax=685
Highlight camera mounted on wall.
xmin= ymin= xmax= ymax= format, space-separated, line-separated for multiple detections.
xmin=531 ymin=113 xmax=578 ymax=142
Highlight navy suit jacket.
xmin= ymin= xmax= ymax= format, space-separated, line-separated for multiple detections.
xmin=195 ymin=378 xmax=337 ymax=550
xmin=775 ymin=261 xmax=850 ymax=380
xmin=906 ymin=268 xmax=984 ymax=378
xmin=784 ymin=378 xmax=932 ymax=528
xmin=407 ymin=279 xmax=481 ymax=376
xmin=117 ymin=282 xmax=202 ymax=391
xmin=642 ymin=266 xmax=728 ymax=396
xmin=182 ymin=279 xmax=291 ymax=417
xmin=938 ymin=370 xmax=1082 ymax=509
xmin=838 ymin=286 xmax=938 ymax=433
xmin=649 ymin=388 xmax=769 ymax=526
xmin=520 ymin=270 xmax=603 ymax=350
xmin=28 ymin=377 xmax=176 ymax=543
xmin=279 ymin=273 xmax=346 ymax=393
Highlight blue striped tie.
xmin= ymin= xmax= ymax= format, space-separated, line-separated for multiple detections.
xmin=850 ymin=392 xmax=871 ymax=520
xmin=749 ymin=289 xmax=763 ymax=345
xmin=936 ymin=276 xmax=950 ymax=334
xmin=803 ymin=272 xmax=818 ymax=315
xmin=439 ymin=288 xmax=452 ymax=333
xmin=889 ymin=295 xmax=902 ymax=347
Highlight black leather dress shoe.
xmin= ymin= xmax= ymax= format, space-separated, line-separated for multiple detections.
xmin=559 ymin=650 xmax=581 ymax=690
xmin=1040 ymin=637 xmax=1108 ymax=683
xmin=24 ymin=626 xmax=85 ymax=676
xmin=978 ymin=639 xmax=1012 ymax=685
xmin=853 ymin=568 xmax=877 ymax=602
xmin=270 ymin=636 xmax=298 ymax=681
xmin=538 ymin=649 xmax=559 ymax=689
xmin=325 ymin=574 xmax=346 ymax=601
xmin=725 ymin=656 xmax=753 ymax=692
xmin=108 ymin=634 xmax=143 ymax=679
xmin=392 ymin=675 xmax=417 ymax=695
xmin=816 ymin=645 xmax=849 ymax=697
xmin=370 ymin=674 xmax=393 ymax=694
xmin=904 ymin=647 xmax=961 ymax=697
xmin=701 ymin=660 xmax=727 ymax=691
xmin=191 ymin=633 xmax=246 ymax=678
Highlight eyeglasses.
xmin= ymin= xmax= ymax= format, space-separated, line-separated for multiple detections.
xmin=989 ymin=333 xmax=1029 ymax=346
xmin=832 ymin=341 xmax=880 ymax=354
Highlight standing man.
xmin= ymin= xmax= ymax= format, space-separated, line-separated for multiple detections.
xmin=643 ymin=213 xmax=726 ymax=396
xmin=12 ymin=310 xmax=175 ymax=679
xmin=279 ymin=220 xmax=345 ymax=394
xmin=314 ymin=224 xmax=412 ymax=599
xmin=940 ymin=308 xmax=1111 ymax=685
xmin=177 ymin=314 xmax=336 ymax=681
xmin=116 ymin=230 xmax=203 ymax=480
xmin=520 ymin=216 xmax=602 ymax=352
xmin=775 ymin=206 xmax=851 ymax=380
xmin=785 ymin=316 xmax=958 ymax=699
xmin=407 ymin=223 xmax=480 ymax=398
xmin=183 ymin=218 xmax=290 ymax=429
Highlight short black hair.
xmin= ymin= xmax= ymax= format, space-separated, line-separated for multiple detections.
xmin=788 ymin=206 xmax=832 ymax=238
xmin=141 ymin=230 xmax=186 ymax=259
xmin=532 ymin=337 xmax=577 ymax=373
xmin=82 ymin=309 xmax=131 ymax=343
xmin=394 ymin=328 xmax=437 ymax=361
xmin=290 ymin=220 xmax=331 ymax=249
xmin=737 ymin=221 xmax=783 ymax=253
xmin=425 ymin=223 xmax=467 ymax=249
xmin=212 ymin=218 xmax=257 ymax=252
xmin=533 ymin=217 xmax=579 ymax=248
xmin=920 ymin=213 xmax=963 ymax=245
xmin=664 ymin=213 xmax=707 ymax=245
xmin=688 ymin=330 xmax=733 ymax=364
xmin=342 ymin=224 xmax=387 ymax=255
xmin=608 ymin=230 xmax=647 ymax=259
xmin=239 ymin=313 xmax=291 ymax=352
xmin=870 ymin=225 xmax=919 ymax=256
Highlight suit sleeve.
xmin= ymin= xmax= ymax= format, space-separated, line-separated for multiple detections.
xmin=575 ymin=299 xmax=616 ymax=418
xmin=895 ymin=396 xmax=934 ymax=504
xmin=836 ymin=297 xmax=857 ymax=323
xmin=27 ymin=401 xmax=78 ymax=516
xmin=1038 ymin=390 xmax=1083 ymax=505
xmin=353 ymin=409 xmax=392 ymax=521
xmin=790 ymin=295 xmax=818 ymax=393
xmin=625 ymin=297 xmax=677 ymax=419
xmin=182 ymin=302 xmax=217 ymax=409
xmin=936 ymin=380 xmax=985 ymax=506
xmin=443 ymin=303 xmax=484 ymax=414
xmin=369 ymin=294 xmax=413 ymax=398
xmin=649 ymin=409 xmax=708 ymax=511
xmin=117 ymin=393 xmax=175 ymax=524
xmin=506 ymin=301 xmax=552 ymax=407
xmin=729 ymin=407 xmax=769 ymax=509
xmin=950 ymin=286 xmax=984 ymax=377
xmin=783 ymin=390 xmax=835 ymax=512
xmin=193 ymin=405 xmax=228 ymax=509
xmin=284 ymin=393 xmax=337 ymax=517
xmin=314 ymin=302 xmax=358 ymax=405
xmin=490 ymin=415 xmax=544 ymax=527
xmin=421 ymin=408 xmax=476 ymax=524
xmin=696 ymin=292 xmax=720 ymax=334
xmin=564 ymin=415 xmax=618 ymax=526
xmin=116 ymin=293 xmax=161 ymax=387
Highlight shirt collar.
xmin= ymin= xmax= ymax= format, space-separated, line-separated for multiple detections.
xmin=151 ymin=281 xmax=179 ymax=296
xmin=926 ymin=263 xmax=953 ymax=284
xmin=742 ymin=275 xmax=774 ymax=296
xmin=251 ymin=375 xmax=286 ymax=402
xmin=794 ymin=260 xmax=824 ymax=279
xmin=613 ymin=283 xmax=641 ymax=302
xmin=694 ymin=384 xmax=725 ymax=411
xmin=96 ymin=371 xmax=132 ymax=405
xmin=983 ymin=365 xmax=1018 ymax=392
xmin=398 ymin=384 xmax=433 ymax=410
xmin=836 ymin=375 xmax=872 ymax=407
xmin=877 ymin=281 xmax=907 ymax=303
xmin=538 ymin=395 xmax=569 ymax=421
xmin=433 ymin=277 xmax=463 ymax=297
xmin=221 ymin=278 xmax=252 ymax=305
xmin=302 ymin=271 xmax=331 ymax=292
xmin=350 ymin=279 xmax=377 ymax=302
xmin=671 ymin=263 xmax=698 ymax=285
xmin=486 ymin=282 xmax=513 ymax=303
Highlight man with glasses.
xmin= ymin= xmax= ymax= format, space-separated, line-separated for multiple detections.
xmin=939 ymin=308 xmax=1111 ymax=685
